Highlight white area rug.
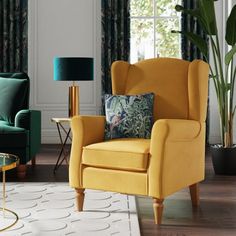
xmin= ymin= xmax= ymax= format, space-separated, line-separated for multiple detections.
xmin=0 ymin=182 xmax=140 ymax=236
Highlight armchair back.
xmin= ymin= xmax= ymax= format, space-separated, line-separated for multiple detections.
xmin=111 ymin=58 xmax=209 ymax=122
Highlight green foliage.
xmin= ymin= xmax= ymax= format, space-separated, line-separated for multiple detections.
xmin=226 ymin=5 xmax=236 ymax=46
xmin=198 ymin=0 xmax=217 ymax=35
xmin=156 ymin=0 xmax=179 ymax=16
xmin=179 ymin=31 xmax=208 ymax=59
xmin=225 ymin=45 xmax=236 ymax=66
xmin=131 ymin=0 xmax=181 ymax=60
xmin=156 ymin=18 xmax=180 ymax=57
xmin=131 ymin=0 xmax=153 ymax=16
xmin=174 ymin=0 xmax=236 ymax=147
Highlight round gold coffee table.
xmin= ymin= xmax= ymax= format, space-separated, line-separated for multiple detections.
xmin=0 ymin=153 xmax=19 ymax=232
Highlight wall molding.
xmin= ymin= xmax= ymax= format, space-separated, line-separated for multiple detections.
xmin=28 ymin=0 xmax=101 ymax=143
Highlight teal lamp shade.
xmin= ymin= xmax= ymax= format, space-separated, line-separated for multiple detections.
xmin=53 ymin=57 xmax=94 ymax=117
xmin=53 ymin=57 xmax=94 ymax=81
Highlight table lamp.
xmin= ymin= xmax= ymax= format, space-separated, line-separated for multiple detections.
xmin=53 ymin=57 xmax=94 ymax=117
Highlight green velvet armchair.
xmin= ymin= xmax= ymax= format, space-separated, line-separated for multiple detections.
xmin=0 ymin=73 xmax=41 ymax=178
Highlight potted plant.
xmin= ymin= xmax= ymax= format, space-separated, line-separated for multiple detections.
xmin=173 ymin=0 xmax=236 ymax=175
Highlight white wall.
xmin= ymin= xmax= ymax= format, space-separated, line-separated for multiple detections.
xmin=209 ymin=1 xmax=236 ymax=144
xmin=28 ymin=0 xmax=101 ymax=143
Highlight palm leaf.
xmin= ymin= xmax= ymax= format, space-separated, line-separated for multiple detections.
xmin=226 ymin=5 xmax=236 ymax=46
xmin=198 ymin=0 xmax=217 ymax=35
xmin=173 ymin=31 xmax=208 ymax=59
xmin=225 ymin=44 xmax=236 ymax=65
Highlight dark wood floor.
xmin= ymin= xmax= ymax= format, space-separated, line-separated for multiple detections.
xmin=5 ymin=145 xmax=236 ymax=236
xmin=137 ymin=149 xmax=236 ymax=236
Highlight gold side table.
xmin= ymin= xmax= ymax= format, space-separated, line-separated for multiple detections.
xmin=51 ymin=118 xmax=72 ymax=173
xmin=0 ymin=153 xmax=19 ymax=232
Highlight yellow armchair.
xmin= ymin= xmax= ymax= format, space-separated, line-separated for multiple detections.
xmin=69 ymin=58 xmax=209 ymax=224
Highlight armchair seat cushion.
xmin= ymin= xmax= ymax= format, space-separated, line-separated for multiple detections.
xmin=0 ymin=125 xmax=28 ymax=148
xmin=82 ymin=138 xmax=150 ymax=171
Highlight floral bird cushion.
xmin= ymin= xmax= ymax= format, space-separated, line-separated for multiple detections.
xmin=104 ymin=93 xmax=155 ymax=140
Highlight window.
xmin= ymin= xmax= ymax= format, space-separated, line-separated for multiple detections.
xmin=130 ymin=0 xmax=181 ymax=63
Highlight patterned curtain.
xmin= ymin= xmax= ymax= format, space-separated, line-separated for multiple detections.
xmin=0 ymin=0 xmax=28 ymax=73
xmin=181 ymin=0 xmax=208 ymax=61
xmin=101 ymin=0 xmax=130 ymax=109
xmin=181 ymin=0 xmax=209 ymax=144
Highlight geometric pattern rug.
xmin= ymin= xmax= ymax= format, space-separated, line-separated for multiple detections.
xmin=0 ymin=182 xmax=140 ymax=236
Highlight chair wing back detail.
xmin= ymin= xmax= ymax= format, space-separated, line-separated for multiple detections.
xmin=111 ymin=58 xmax=209 ymax=122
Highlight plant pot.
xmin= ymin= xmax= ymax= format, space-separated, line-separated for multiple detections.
xmin=210 ymin=144 xmax=236 ymax=175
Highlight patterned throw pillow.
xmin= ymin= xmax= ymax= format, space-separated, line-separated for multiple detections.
xmin=104 ymin=93 xmax=155 ymax=140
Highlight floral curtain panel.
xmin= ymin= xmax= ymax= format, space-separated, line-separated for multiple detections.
xmin=181 ymin=0 xmax=208 ymax=61
xmin=0 ymin=0 xmax=28 ymax=72
xmin=101 ymin=0 xmax=130 ymax=102
xmin=181 ymin=0 xmax=209 ymax=143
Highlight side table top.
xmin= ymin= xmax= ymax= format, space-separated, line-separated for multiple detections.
xmin=0 ymin=153 xmax=19 ymax=172
xmin=51 ymin=118 xmax=71 ymax=123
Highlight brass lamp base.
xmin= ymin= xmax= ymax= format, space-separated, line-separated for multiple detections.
xmin=69 ymin=86 xmax=79 ymax=117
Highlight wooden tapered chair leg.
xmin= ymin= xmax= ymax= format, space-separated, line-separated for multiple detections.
xmin=75 ymin=188 xmax=85 ymax=211
xmin=153 ymin=198 xmax=164 ymax=225
xmin=189 ymin=183 xmax=199 ymax=207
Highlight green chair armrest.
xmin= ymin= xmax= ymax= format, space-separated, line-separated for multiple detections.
xmin=15 ymin=109 xmax=41 ymax=156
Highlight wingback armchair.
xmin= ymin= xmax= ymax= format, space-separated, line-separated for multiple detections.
xmin=0 ymin=73 xmax=41 ymax=178
xmin=69 ymin=58 xmax=209 ymax=224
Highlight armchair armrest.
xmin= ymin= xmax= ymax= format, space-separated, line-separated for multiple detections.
xmin=149 ymin=119 xmax=205 ymax=199
xmin=69 ymin=115 xmax=106 ymax=188
xmin=15 ymin=110 xmax=41 ymax=157
xmin=151 ymin=119 xmax=201 ymax=143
